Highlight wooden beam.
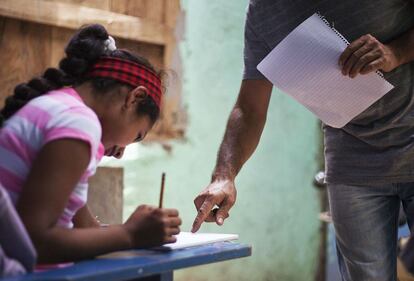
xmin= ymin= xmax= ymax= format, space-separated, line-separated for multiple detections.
xmin=0 ymin=0 xmax=169 ymax=45
xmin=163 ymin=0 xmax=181 ymax=67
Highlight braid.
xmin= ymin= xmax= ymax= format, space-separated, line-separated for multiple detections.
xmin=0 ymin=24 xmax=162 ymax=127
xmin=0 ymin=68 xmax=66 ymax=125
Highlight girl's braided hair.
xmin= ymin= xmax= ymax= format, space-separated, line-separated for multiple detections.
xmin=0 ymin=24 xmax=161 ymax=127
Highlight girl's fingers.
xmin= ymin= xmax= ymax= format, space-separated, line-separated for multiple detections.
xmin=165 ymin=217 xmax=182 ymax=227
xmin=163 ymin=208 xmax=179 ymax=217
xmin=167 ymin=227 xmax=180 ymax=236
xmin=164 ymin=236 xmax=177 ymax=244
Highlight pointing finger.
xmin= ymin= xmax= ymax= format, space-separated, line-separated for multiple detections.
xmin=191 ymin=200 xmax=214 ymax=233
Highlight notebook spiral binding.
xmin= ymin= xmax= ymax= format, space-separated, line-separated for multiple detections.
xmin=316 ymin=12 xmax=386 ymax=79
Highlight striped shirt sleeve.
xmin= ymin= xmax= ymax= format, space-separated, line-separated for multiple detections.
xmin=43 ymin=106 xmax=102 ymax=164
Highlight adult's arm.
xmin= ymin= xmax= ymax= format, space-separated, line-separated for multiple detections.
xmin=192 ymin=79 xmax=273 ymax=232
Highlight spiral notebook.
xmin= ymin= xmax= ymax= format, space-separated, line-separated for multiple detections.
xmin=257 ymin=13 xmax=394 ymax=128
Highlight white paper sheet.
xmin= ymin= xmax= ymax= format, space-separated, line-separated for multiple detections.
xmin=257 ymin=13 xmax=394 ymax=128
xmin=154 ymin=232 xmax=239 ymax=251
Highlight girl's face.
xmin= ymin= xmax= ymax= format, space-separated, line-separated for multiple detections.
xmin=100 ymin=86 xmax=155 ymax=159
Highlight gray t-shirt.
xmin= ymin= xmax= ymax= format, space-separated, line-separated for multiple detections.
xmin=243 ymin=0 xmax=414 ymax=185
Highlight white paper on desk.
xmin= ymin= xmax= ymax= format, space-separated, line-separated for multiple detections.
xmin=257 ymin=13 xmax=394 ymax=128
xmin=154 ymin=232 xmax=239 ymax=251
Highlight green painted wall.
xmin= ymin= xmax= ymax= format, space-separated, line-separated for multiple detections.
xmin=102 ymin=1 xmax=322 ymax=280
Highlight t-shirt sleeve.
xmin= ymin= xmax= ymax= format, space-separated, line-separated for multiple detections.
xmin=243 ymin=19 xmax=271 ymax=80
xmin=43 ymin=107 xmax=103 ymax=164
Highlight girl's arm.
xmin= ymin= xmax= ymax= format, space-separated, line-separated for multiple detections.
xmin=16 ymin=139 xmax=180 ymax=264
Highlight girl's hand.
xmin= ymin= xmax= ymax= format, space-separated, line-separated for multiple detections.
xmin=338 ymin=34 xmax=400 ymax=78
xmin=123 ymin=205 xmax=181 ymax=248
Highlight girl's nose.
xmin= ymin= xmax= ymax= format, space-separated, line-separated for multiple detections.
xmin=114 ymin=147 xmax=125 ymax=159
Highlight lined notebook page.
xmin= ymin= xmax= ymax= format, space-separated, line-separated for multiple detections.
xmin=257 ymin=13 xmax=394 ymax=128
xmin=154 ymin=232 xmax=239 ymax=251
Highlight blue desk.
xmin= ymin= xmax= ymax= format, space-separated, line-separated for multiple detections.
xmin=2 ymin=242 xmax=251 ymax=281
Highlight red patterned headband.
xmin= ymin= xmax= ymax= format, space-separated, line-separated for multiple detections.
xmin=87 ymin=56 xmax=162 ymax=108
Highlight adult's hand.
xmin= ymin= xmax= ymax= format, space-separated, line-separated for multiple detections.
xmin=338 ymin=34 xmax=401 ymax=78
xmin=191 ymin=179 xmax=237 ymax=233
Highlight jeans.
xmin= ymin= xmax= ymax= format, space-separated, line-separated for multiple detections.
xmin=328 ymin=182 xmax=414 ymax=281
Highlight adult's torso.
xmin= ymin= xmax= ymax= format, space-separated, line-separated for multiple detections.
xmin=246 ymin=0 xmax=414 ymax=184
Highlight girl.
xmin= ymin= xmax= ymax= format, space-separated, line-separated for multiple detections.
xmin=0 ymin=24 xmax=181 ymax=264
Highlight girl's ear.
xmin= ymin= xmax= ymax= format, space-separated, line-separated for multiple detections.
xmin=124 ymin=86 xmax=148 ymax=109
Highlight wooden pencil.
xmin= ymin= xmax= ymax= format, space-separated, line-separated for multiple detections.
xmin=159 ymin=172 xmax=166 ymax=208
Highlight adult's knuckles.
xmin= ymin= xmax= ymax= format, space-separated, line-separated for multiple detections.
xmin=363 ymin=34 xmax=373 ymax=40
xmin=228 ymin=196 xmax=236 ymax=204
xmin=194 ymin=195 xmax=206 ymax=206
xmin=350 ymin=52 xmax=360 ymax=60
xmin=359 ymin=56 xmax=370 ymax=65
xmin=205 ymin=190 xmax=214 ymax=197
xmin=198 ymin=207 xmax=208 ymax=215
xmin=372 ymin=40 xmax=380 ymax=48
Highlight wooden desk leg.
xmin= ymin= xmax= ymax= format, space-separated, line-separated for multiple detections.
xmin=135 ymin=271 xmax=173 ymax=281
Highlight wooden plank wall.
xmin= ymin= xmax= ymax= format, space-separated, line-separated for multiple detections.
xmin=0 ymin=0 xmax=184 ymax=141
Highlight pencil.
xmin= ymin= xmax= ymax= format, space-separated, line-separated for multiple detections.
xmin=159 ymin=172 xmax=166 ymax=208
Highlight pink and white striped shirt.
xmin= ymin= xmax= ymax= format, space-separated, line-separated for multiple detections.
xmin=0 ymin=88 xmax=104 ymax=228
